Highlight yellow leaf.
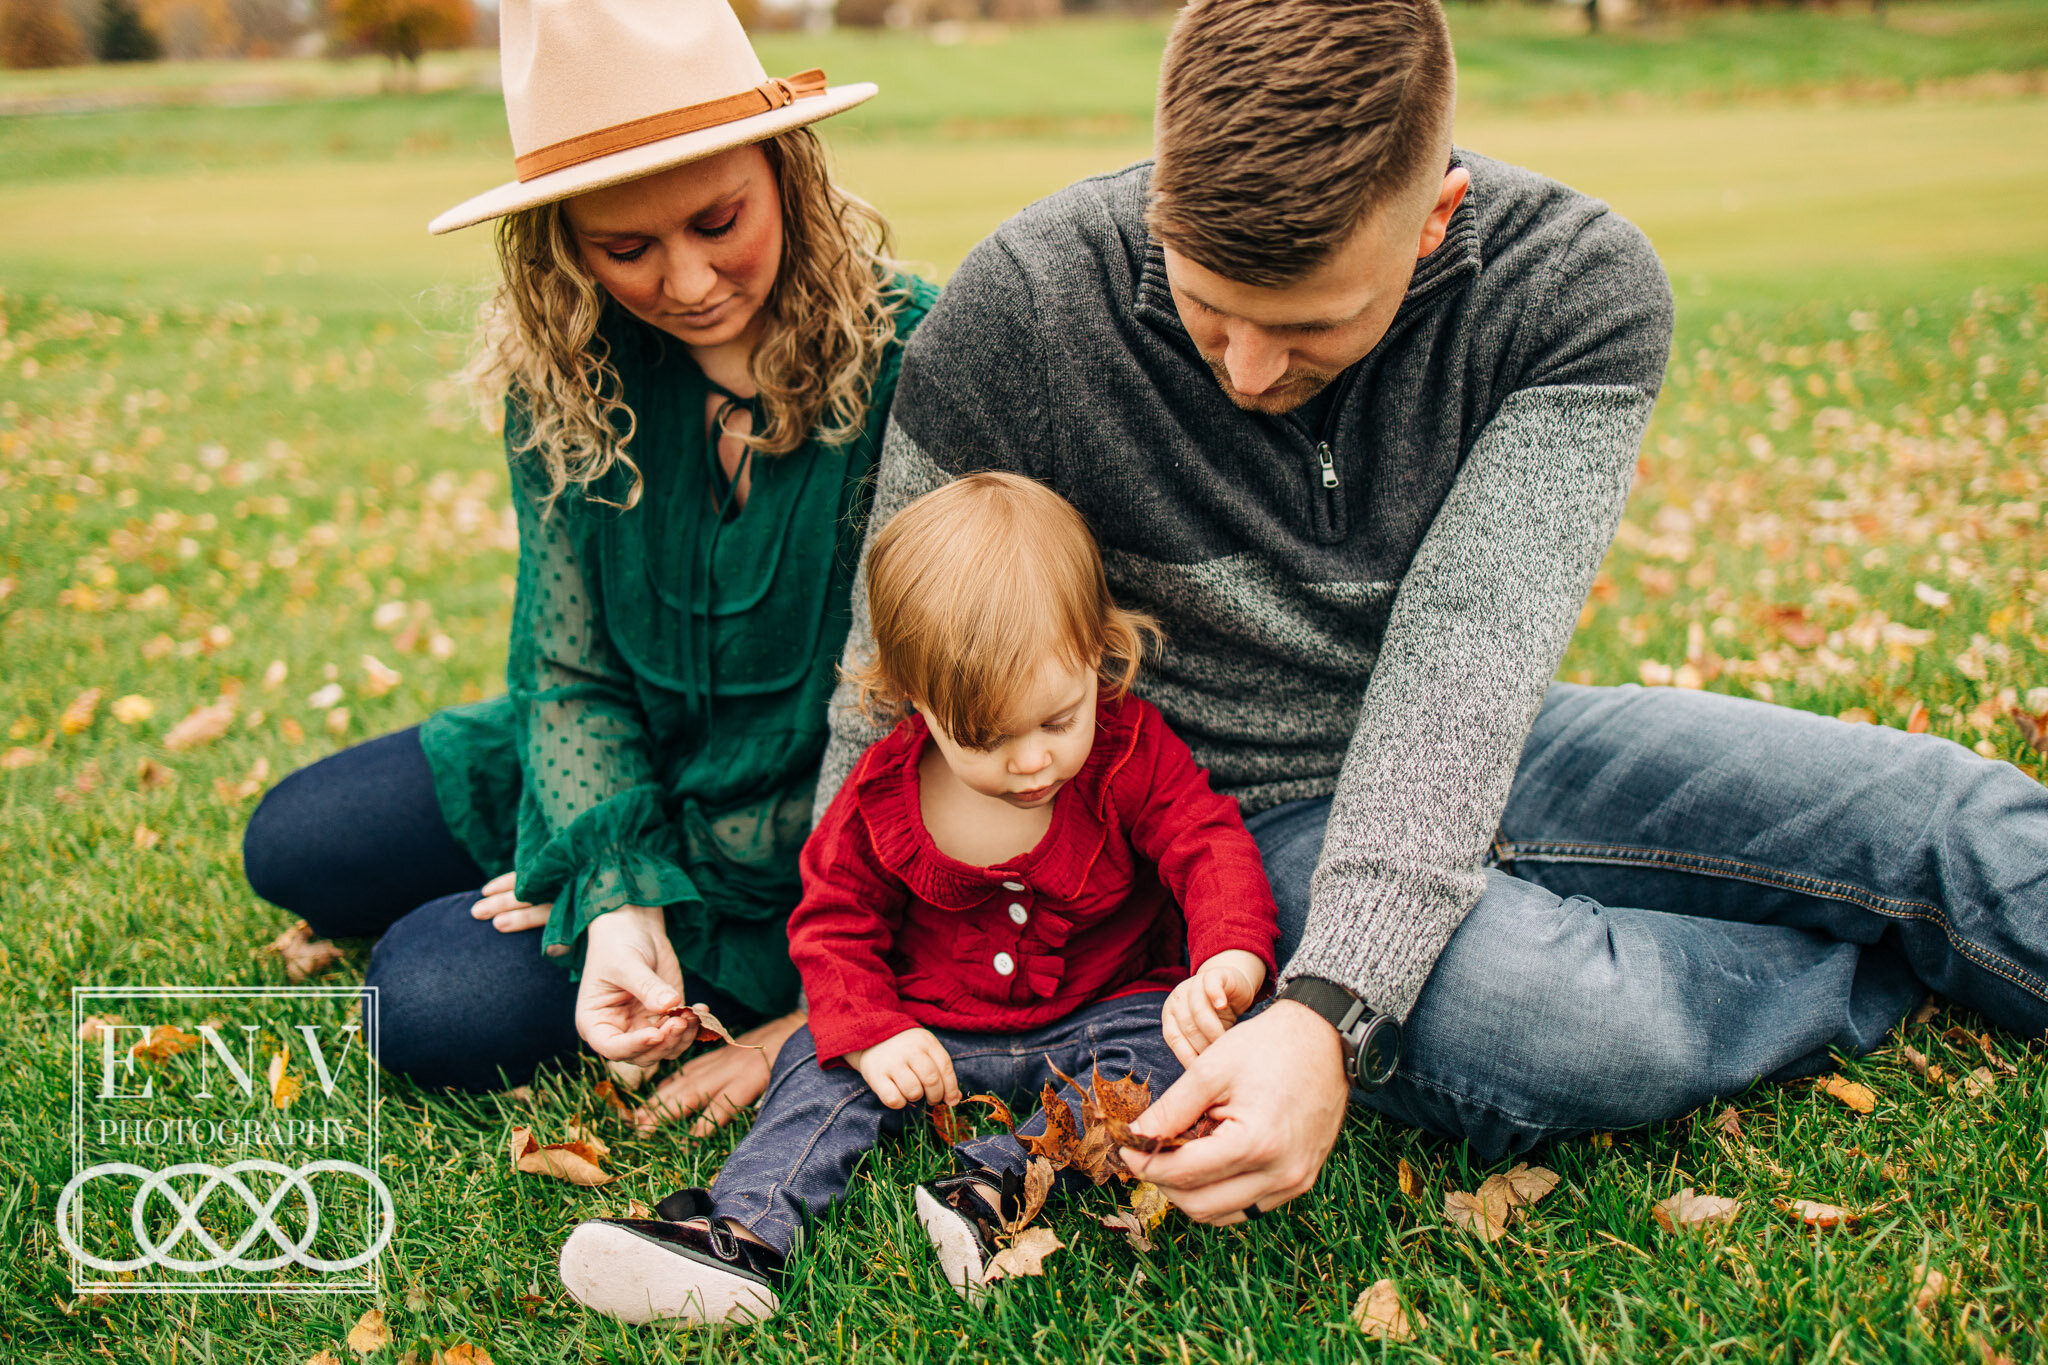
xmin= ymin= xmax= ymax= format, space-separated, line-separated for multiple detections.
xmin=133 ymin=823 xmax=162 ymax=850
xmin=112 ymin=694 xmax=156 ymax=725
xmin=1819 ymin=1074 xmax=1877 ymax=1114
xmin=345 ymin=1306 xmax=392 ymax=1355
xmin=308 ymin=1352 xmax=345 ymax=1365
xmin=1350 ymin=1278 xmax=1420 ymax=1342
xmin=268 ymin=1048 xmax=302 ymax=1110
xmin=60 ymin=688 xmax=102 ymax=734
xmin=437 ymin=1347 xmax=493 ymax=1365
xmin=1129 ymin=1179 xmax=1170 ymax=1232
xmin=1397 ymin=1157 xmax=1424 ymax=1200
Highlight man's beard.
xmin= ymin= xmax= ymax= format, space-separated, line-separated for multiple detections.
xmin=1199 ymin=352 xmax=1340 ymax=416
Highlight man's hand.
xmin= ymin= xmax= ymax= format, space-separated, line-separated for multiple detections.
xmin=574 ymin=903 xmax=698 ymax=1065
xmin=633 ymin=1010 xmax=807 ymax=1136
xmin=470 ymin=870 xmax=552 ymax=934
xmin=1162 ymin=948 xmax=1267 ymax=1065
xmin=1121 ymin=999 xmax=1348 ymax=1223
xmin=844 ymin=1027 xmax=961 ymax=1110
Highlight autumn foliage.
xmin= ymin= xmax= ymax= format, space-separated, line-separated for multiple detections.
xmin=0 ymin=0 xmax=88 ymax=68
xmin=332 ymin=0 xmax=471 ymax=71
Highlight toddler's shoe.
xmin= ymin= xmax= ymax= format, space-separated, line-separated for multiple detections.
xmin=912 ymin=1166 xmax=1023 ymax=1298
xmin=557 ymin=1187 xmax=785 ymax=1327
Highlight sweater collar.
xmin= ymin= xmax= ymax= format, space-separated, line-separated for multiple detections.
xmin=854 ymin=695 xmax=1148 ymax=910
xmin=1132 ymin=151 xmax=1483 ymax=350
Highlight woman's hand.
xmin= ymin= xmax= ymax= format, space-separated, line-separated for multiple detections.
xmin=844 ymin=1027 xmax=961 ymax=1110
xmin=633 ymin=1009 xmax=807 ymax=1136
xmin=1161 ymin=949 xmax=1267 ymax=1066
xmin=470 ymin=871 xmax=553 ymax=934
xmin=574 ymin=903 xmax=698 ymax=1065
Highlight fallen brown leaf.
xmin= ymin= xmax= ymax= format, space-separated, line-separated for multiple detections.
xmin=1010 ymin=1157 xmax=1055 ymax=1234
xmin=1444 ymin=1189 xmax=1509 ymax=1243
xmin=961 ymin=1092 xmax=1016 ymax=1129
xmin=1819 ymin=1074 xmax=1877 ymax=1114
xmin=1351 ymin=1277 xmax=1420 ymax=1342
xmin=345 ymin=1306 xmax=391 ymax=1355
xmin=509 ymin=1125 xmax=614 ymax=1187
xmin=133 ymin=823 xmax=162 ymax=850
xmin=592 ymin=1080 xmax=634 ymax=1122
xmin=623 ymin=1198 xmax=654 ymax=1219
xmin=1502 ymin=1163 xmax=1561 ymax=1207
xmin=437 ymin=1347 xmax=493 ymax=1365
xmin=1397 ymin=1157 xmax=1424 ymax=1200
xmin=136 ymin=757 xmax=176 ymax=789
xmin=1908 ymin=998 xmax=1941 ymax=1026
xmin=1651 ymin=1188 xmax=1742 ymax=1232
xmin=1911 ymin=1265 xmax=1949 ymax=1313
xmin=269 ymin=921 xmax=345 ymax=982
xmin=930 ymin=1101 xmax=966 ymax=1146
xmin=2008 ymin=703 xmax=2048 ymax=756
xmin=982 ymin=1225 xmax=1062 ymax=1282
xmin=1961 ymin=1066 xmax=1997 ymax=1098
xmin=1779 ymin=1197 xmax=1852 ymax=1230
xmin=658 ymin=1002 xmax=766 ymax=1051
xmin=1905 ymin=700 xmax=1931 ymax=734
xmin=1709 ymin=1106 xmax=1745 ymax=1140
xmin=164 ymin=699 xmax=235 ymax=751
xmin=1097 ymin=1207 xmax=1154 ymax=1253
xmin=307 ymin=1352 xmax=344 ymax=1365
xmin=1898 ymin=1044 xmax=1945 ymax=1083
xmin=129 ymin=1023 xmax=201 ymax=1062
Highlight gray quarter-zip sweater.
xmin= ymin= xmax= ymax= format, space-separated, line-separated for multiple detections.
xmin=815 ymin=152 xmax=1674 ymax=1021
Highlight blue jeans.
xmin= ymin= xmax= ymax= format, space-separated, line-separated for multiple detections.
xmin=243 ymin=727 xmax=759 ymax=1092
xmin=1246 ymin=682 xmax=2048 ymax=1161
xmin=709 ymin=992 xmax=1182 ymax=1253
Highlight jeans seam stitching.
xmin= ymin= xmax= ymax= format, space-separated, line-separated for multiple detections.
xmin=1498 ymin=838 xmax=2048 ymax=1003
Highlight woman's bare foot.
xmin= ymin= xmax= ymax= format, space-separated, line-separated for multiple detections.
xmin=634 ymin=1009 xmax=805 ymax=1136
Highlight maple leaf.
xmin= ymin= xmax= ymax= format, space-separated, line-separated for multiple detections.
xmin=269 ymin=922 xmax=345 ymax=982
xmin=508 ymin=1125 xmax=614 ymax=1187
xmin=982 ymin=1225 xmax=1062 ymax=1282
xmin=1019 ymin=1081 xmax=1080 ymax=1165
xmin=1709 ymin=1107 xmax=1745 ymax=1140
xmin=345 ymin=1306 xmax=391 ymax=1355
xmin=1651 ymin=1188 xmax=1742 ymax=1232
xmin=1819 ymin=1074 xmax=1877 ymax=1114
xmin=1444 ymin=1190 xmax=1509 ymax=1243
xmin=1104 ymin=1112 xmax=1220 ymax=1155
xmin=962 ymin=1092 xmax=1016 ymax=1129
xmin=1351 ymin=1278 xmax=1420 ymax=1342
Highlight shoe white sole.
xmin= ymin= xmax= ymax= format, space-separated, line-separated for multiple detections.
xmin=557 ymin=1222 xmax=779 ymax=1327
xmin=913 ymin=1184 xmax=990 ymax=1301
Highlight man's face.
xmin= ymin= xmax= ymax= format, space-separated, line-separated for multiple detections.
xmin=1163 ymin=167 xmax=1471 ymax=415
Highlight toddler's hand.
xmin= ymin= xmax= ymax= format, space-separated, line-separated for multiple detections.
xmin=1162 ymin=949 xmax=1266 ymax=1067
xmin=846 ymin=1027 xmax=961 ymax=1110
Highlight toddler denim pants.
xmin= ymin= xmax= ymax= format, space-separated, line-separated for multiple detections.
xmin=708 ymin=991 xmax=1180 ymax=1253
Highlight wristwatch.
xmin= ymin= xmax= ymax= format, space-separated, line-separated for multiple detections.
xmin=1276 ymin=976 xmax=1402 ymax=1091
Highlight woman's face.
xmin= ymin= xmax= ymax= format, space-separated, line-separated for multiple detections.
xmin=562 ymin=144 xmax=784 ymax=352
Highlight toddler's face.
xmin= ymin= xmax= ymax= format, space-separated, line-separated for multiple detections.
xmin=922 ymin=656 xmax=1099 ymax=810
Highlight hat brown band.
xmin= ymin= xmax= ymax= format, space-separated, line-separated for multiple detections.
xmin=513 ymin=68 xmax=830 ymax=183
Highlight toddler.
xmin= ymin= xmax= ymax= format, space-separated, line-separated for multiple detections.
xmin=556 ymin=472 xmax=1279 ymax=1326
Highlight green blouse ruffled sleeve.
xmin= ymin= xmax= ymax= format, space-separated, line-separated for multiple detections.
xmin=500 ymin=440 xmax=703 ymax=964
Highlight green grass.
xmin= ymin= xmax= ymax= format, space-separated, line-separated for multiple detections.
xmin=3 ymin=10 xmax=2047 ymax=1363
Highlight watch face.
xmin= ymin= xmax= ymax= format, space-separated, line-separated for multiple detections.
xmin=1354 ymin=1017 xmax=1401 ymax=1089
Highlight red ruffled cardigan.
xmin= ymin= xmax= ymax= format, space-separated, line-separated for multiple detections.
xmin=789 ymin=693 xmax=1280 ymax=1066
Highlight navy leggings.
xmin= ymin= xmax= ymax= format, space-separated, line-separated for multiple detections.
xmin=242 ymin=727 xmax=758 ymax=1092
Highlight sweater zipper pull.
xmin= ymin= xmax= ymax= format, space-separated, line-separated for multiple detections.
xmin=1317 ymin=442 xmax=1340 ymax=489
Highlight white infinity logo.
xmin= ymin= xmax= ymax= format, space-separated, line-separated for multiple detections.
xmin=56 ymin=1159 xmax=395 ymax=1275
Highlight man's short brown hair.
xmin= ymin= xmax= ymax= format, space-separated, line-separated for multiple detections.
xmin=1148 ymin=0 xmax=1455 ymax=287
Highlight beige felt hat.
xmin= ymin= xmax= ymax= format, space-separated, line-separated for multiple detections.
xmin=429 ymin=0 xmax=877 ymax=235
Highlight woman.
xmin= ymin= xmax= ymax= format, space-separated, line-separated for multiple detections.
xmin=243 ymin=0 xmax=934 ymax=1132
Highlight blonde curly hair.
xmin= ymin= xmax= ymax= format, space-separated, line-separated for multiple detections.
xmin=465 ymin=128 xmax=906 ymax=510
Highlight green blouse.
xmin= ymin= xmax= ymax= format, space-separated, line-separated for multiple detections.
xmin=419 ymin=275 xmax=937 ymax=1015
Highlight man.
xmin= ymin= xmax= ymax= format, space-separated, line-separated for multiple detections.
xmin=817 ymin=0 xmax=2048 ymax=1223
